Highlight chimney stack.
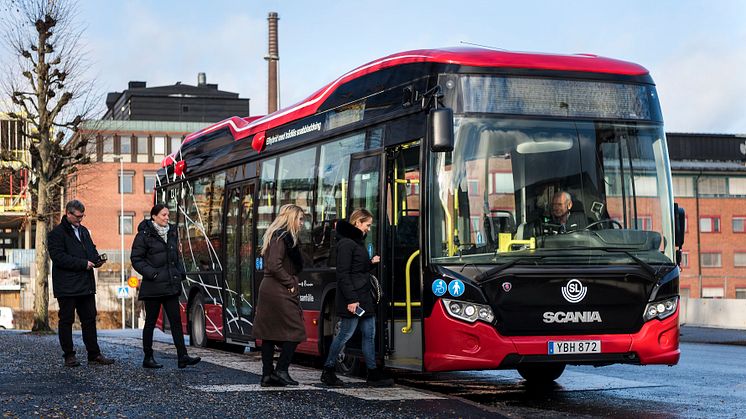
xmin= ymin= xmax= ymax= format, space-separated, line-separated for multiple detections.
xmin=197 ymin=72 xmax=206 ymax=87
xmin=265 ymin=12 xmax=280 ymax=113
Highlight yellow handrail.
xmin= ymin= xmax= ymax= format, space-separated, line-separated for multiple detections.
xmin=401 ymin=249 xmax=420 ymax=334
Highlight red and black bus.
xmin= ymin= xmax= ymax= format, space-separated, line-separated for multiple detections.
xmin=155 ymin=47 xmax=686 ymax=382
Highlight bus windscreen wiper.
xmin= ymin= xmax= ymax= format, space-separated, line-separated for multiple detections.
xmin=475 ymin=255 xmax=543 ymax=282
xmin=564 ymin=246 xmax=660 ymax=279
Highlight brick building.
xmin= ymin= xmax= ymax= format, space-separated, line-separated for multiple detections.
xmin=667 ymin=133 xmax=746 ymax=299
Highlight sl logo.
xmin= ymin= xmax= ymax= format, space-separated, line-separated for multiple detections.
xmin=561 ymin=279 xmax=587 ymax=303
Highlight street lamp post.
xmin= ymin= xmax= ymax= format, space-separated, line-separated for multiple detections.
xmin=118 ymin=156 xmax=125 ymax=329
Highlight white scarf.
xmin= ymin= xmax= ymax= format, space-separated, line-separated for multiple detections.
xmin=151 ymin=221 xmax=169 ymax=242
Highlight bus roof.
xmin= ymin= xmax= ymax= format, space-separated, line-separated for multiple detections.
xmin=163 ymin=47 xmax=648 ymax=167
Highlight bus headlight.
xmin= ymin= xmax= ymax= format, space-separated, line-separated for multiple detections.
xmin=643 ymin=296 xmax=678 ymax=321
xmin=442 ymin=299 xmax=495 ymax=324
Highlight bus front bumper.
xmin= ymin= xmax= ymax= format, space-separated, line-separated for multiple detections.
xmin=423 ymin=301 xmax=680 ymax=372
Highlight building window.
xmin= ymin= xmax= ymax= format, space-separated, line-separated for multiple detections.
xmin=733 ymin=217 xmax=746 ymax=233
xmin=698 ymin=177 xmax=726 ymax=196
xmin=634 ymin=216 xmax=653 ymax=230
xmin=736 ymin=288 xmax=746 ymax=299
xmin=700 ymin=252 xmax=721 ymax=268
xmin=153 ymin=136 xmax=166 ymax=156
xmin=136 ymin=136 xmax=148 ymax=163
xmin=702 ymin=287 xmax=724 ymax=299
xmin=119 ymin=213 xmax=134 ymax=235
xmin=728 ymin=177 xmax=746 ymax=196
xmin=672 ymin=176 xmax=694 ymax=197
xmin=634 ymin=176 xmax=658 ymax=196
xmin=734 ymin=252 xmax=746 ymax=267
xmin=681 ymin=251 xmax=689 ymax=268
xmin=488 ymin=172 xmax=514 ymax=194
xmin=170 ymin=136 xmax=181 ymax=154
xmin=467 ymin=179 xmax=479 ymax=196
xmin=120 ymin=135 xmax=131 ymax=154
xmin=144 ymin=172 xmax=157 ymax=194
xmin=102 ymin=136 xmax=115 ymax=162
xmin=699 ymin=216 xmax=720 ymax=233
xmin=118 ymin=171 xmax=134 ymax=194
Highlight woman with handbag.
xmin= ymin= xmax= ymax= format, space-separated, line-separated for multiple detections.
xmin=320 ymin=209 xmax=393 ymax=387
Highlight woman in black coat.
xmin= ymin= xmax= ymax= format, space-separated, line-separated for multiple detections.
xmin=320 ymin=209 xmax=393 ymax=387
xmin=130 ymin=204 xmax=200 ymax=369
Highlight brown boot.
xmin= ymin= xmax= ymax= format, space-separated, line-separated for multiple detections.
xmin=64 ymin=354 xmax=81 ymax=367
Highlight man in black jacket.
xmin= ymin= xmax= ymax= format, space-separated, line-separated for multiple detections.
xmin=48 ymin=200 xmax=114 ymax=367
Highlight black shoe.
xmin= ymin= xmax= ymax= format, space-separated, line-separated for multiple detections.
xmin=88 ymin=354 xmax=115 ymax=365
xmin=320 ymin=367 xmax=345 ymax=387
xmin=366 ymin=368 xmax=394 ymax=387
xmin=274 ymin=370 xmax=299 ymax=386
xmin=142 ymin=355 xmax=163 ymax=369
xmin=64 ymin=355 xmax=81 ymax=368
xmin=260 ymin=373 xmax=286 ymax=387
xmin=178 ymin=355 xmax=201 ymax=369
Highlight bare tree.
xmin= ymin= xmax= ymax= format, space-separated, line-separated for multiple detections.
xmin=0 ymin=0 xmax=97 ymax=331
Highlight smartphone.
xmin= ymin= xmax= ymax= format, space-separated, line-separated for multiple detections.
xmin=354 ymin=305 xmax=365 ymax=317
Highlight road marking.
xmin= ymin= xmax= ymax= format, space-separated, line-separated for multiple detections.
xmin=334 ymin=387 xmax=445 ymax=400
xmin=101 ymin=336 xmax=443 ymax=400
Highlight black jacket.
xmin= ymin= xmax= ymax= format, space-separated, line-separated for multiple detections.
xmin=130 ymin=219 xmax=185 ymax=300
xmin=335 ymin=220 xmax=375 ymax=318
xmin=48 ymin=216 xmax=101 ymax=298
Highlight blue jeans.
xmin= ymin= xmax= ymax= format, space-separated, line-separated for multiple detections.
xmin=324 ymin=315 xmax=376 ymax=370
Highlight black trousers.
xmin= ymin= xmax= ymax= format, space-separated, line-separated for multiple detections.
xmin=261 ymin=340 xmax=298 ymax=376
xmin=57 ymin=294 xmax=101 ymax=360
xmin=142 ymin=295 xmax=187 ymax=358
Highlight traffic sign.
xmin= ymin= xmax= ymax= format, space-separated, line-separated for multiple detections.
xmin=127 ymin=276 xmax=139 ymax=288
xmin=117 ymin=286 xmax=129 ymax=299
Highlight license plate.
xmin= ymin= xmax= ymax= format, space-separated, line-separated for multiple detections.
xmin=548 ymin=340 xmax=601 ymax=355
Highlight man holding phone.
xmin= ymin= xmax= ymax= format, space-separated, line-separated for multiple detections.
xmin=48 ymin=200 xmax=115 ymax=367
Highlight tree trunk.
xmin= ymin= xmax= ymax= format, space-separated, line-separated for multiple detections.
xmin=31 ymin=179 xmax=52 ymax=332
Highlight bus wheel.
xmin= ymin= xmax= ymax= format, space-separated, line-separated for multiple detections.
xmin=190 ymin=294 xmax=208 ymax=348
xmin=517 ymin=363 xmax=565 ymax=383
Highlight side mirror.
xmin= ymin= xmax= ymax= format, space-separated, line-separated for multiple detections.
xmin=428 ymin=107 xmax=454 ymax=152
xmin=674 ymin=203 xmax=685 ymax=248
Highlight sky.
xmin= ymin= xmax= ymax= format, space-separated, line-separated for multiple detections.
xmin=7 ymin=0 xmax=746 ymax=133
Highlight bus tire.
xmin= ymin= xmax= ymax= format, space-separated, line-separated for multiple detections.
xmin=517 ymin=363 xmax=565 ymax=383
xmin=190 ymin=294 xmax=208 ymax=348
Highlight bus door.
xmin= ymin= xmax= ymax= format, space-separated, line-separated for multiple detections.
xmin=223 ymin=180 xmax=257 ymax=345
xmin=345 ymin=151 xmax=384 ymax=354
xmin=384 ymin=142 xmax=423 ymax=370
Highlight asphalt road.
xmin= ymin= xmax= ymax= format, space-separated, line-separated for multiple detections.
xmin=0 ymin=329 xmax=499 ymax=418
xmin=1 ymin=326 xmax=744 ymax=418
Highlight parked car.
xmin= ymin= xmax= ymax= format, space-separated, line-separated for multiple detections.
xmin=0 ymin=307 xmax=14 ymax=329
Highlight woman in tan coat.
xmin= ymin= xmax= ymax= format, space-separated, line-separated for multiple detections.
xmin=253 ymin=204 xmax=307 ymax=387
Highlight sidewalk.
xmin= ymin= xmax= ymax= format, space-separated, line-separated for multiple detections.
xmin=680 ymin=325 xmax=746 ymax=346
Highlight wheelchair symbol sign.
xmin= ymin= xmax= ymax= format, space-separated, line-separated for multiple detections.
xmin=432 ymin=279 xmax=447 ymax=296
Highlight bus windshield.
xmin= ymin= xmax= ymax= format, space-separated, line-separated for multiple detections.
xmin=429 ymin=116 xmax=675 ymax=266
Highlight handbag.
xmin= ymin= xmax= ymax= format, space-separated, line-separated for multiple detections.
xmin=369 ymin=274 xmax=382 ymax=304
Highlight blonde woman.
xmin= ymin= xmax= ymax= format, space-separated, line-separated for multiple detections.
xmin=253 ymin=204 xmax=307 ymax=387
xmin=320 ymin=209 xmax=393 ymax=387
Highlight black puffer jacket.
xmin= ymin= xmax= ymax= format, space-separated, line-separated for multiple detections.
xmin=130 ymin=219 xmax=185 ymax=300
xmin=48 ymin=216 xmax=101 ymax=298
xmin=335 ymin=220 xmax=375 ymax=318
